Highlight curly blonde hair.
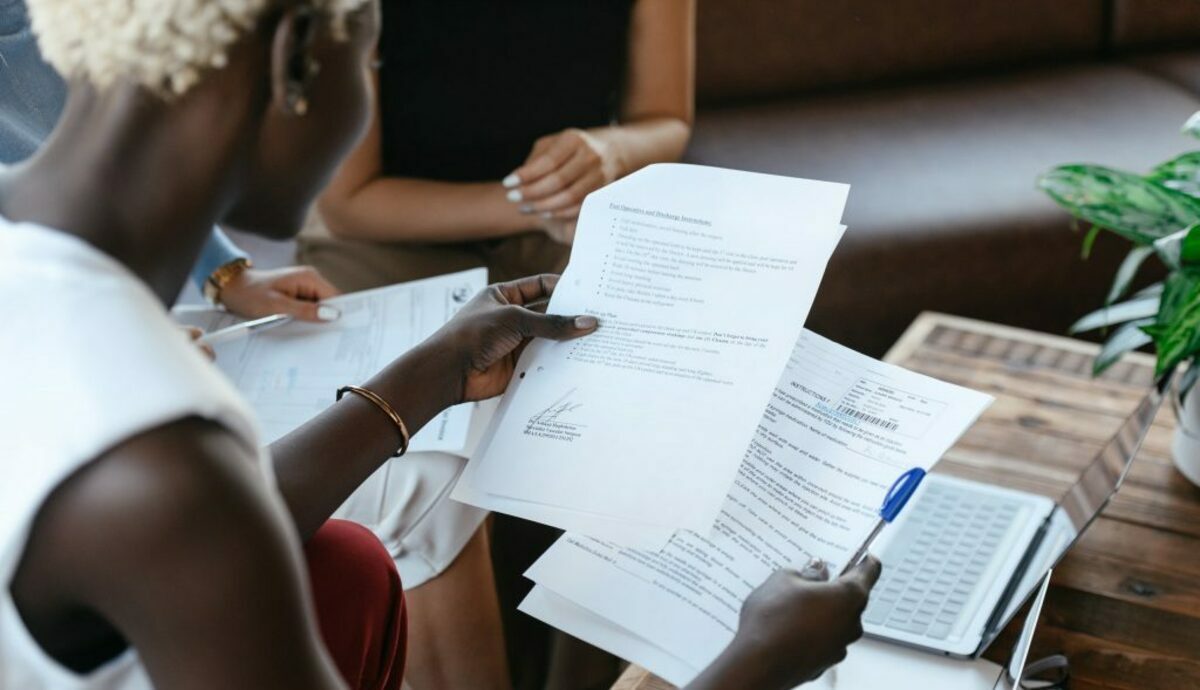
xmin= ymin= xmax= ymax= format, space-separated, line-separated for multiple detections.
xmin=26 ymin=0 xmax=368 ymax=97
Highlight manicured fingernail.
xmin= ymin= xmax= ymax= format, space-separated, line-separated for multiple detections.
xmin=519 ymin=204 xmax=534 ymax=214
xmin=574 ymin=315 xmax=598 ymax=329
xmin=800 ymin=558 xmax=828 ymax=579
xmin=506 ymin=189 xmax=523 ymax=202
xmin=502 ymin=173 xmax=521 ymax=188
xmin=541 ymin=211 xmax=553 ymax=219
xmin=317 ymin=305 xmax=341 ymax=321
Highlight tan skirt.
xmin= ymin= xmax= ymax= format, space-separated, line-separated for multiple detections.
xmin=297 ymin=226 xmax=571 ymax=293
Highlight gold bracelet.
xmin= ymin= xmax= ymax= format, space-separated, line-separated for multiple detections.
xmin=336 ymin=385 xmax=410 ymax=457
xmin=203 ymin=257 xmax=252 ymax=306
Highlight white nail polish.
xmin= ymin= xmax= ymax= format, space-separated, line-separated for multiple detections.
xmin=502 ymin=173 xmax=521 ymax=188
xmin=317 ymin=305 xmax=341 ymax=322
xmin=506 ymin=189 xmax=523 ymax=202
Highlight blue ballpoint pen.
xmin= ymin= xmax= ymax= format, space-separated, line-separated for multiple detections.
xmin=839 ymin=467 xmax=926 ymax=577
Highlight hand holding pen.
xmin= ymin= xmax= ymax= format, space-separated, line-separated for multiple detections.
xmin=840 ymin=467 xmax=926 ymax=576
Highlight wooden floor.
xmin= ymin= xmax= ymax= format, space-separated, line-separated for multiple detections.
xmin=614 ymin=312 xmax=1200 ymax=690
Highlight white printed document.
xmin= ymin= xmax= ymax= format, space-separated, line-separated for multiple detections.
xmin=454 ymin=164 xmax=849 ymax=536
xmin=173 ymin=268 xmax=487 ymax=453
xmin=521 ymin=330 xmax=993 ymax=686
xmin=522 ymin=588 xmax=1001 ymax=690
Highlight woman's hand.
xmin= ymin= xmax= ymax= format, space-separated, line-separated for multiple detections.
xmin=418 ymin=274 xmax=598 ymax=406
xmin=688 ymin=557 xmax=881 ymax=690
xmin=181 ymin=326 xmax=215 ymax=360
xmin=503 ymin=128 xmax=623 ymax=225
xmin=540 ymin=216 xmax=578 ymax=246
xmin=218 ymin=266 xmax=342 ymax=322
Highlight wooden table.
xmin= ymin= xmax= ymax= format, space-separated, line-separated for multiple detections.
xmin=614 ymin=313 xmax=1200 ymax=690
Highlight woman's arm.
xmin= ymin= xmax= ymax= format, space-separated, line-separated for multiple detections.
xmin=321 ymin=0 xmax=695 ymax=244
xmin=11 ymin=418 xmax=347 ymax=689
xmin=269 ymin=275 xmax=597 ymax=540
xmin=317 ymin=70 xmax=538 ymax=243
xmin=597 ymin=0 xmax=696 ymax=179
xmin=190 ymin=229 xmax=249 ymax=290
xmin=505 ymin=0 xmax=695 ymax=221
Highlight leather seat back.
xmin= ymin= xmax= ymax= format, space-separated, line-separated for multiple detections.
xmin=696 ymin=0 xmax=1106 ymax=105
xmin=1112 ymin=0 xmax=1200 ymax=52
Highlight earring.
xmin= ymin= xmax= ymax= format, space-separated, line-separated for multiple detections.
xmin=286 ymin=87 xmax=309 ymax=116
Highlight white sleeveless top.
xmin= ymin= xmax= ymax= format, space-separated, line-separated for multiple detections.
xmin=0 ymin=217 xmax=274 ymax=689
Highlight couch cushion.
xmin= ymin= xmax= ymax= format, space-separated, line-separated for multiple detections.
xmin=1112 ymin=0 xmax=1200 ymax=52
xmin=688 ymin=64 xmax=1200 ymax=354
xmin=1129 ymin=49 xmax=1200 ymax=96
xmin=696 ymin=0 xmax=1105 ymax=105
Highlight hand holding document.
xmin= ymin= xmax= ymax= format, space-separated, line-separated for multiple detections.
xmin=454 ymin=164 xmax=850 ymax=539
xmin=520 ymin=330 xmax=993 ymax=686
xmin=173 ymin=268 xmax=489 ymax=453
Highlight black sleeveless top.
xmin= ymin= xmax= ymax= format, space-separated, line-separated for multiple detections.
xmin=377 ymin=1 xmax=635 ymax=182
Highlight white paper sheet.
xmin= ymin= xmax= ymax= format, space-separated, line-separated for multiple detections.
xmin=172 ymin=269 xmax=488 ymax=453
xmin=520 ymin=585 xmax=700 ymax=685
xmin=451 ymin=476 xmax=677 ymax=549
xmin=458 ymin=164 xmax=849 ymax=533
xmin=522 ymin=585 xmax=1001 ymax=689
xmin=813 ymin=639 xmax=1002 ymax=689
xmin=523 ymin=331 xmax=993 ymax=683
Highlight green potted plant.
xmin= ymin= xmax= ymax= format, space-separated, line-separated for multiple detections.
xmin=1038 ymin=112 xmax=1200 ymax=485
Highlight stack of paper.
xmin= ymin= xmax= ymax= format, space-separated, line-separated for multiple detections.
xmin=453 ymin=163 xmax=852 ymax=546
xmin=444 ymin=162 xmax=994 ymax=685
xmin=517 ymin=331 xmax=993 ymax=685
xmin=173 ymin=268 xmax=490 ymax=455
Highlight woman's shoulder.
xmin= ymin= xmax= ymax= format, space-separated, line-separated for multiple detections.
xmin=0 ymin=220 xmax=266 ymax=543
xmin=0 ymin=220 xmax=260 ymax=452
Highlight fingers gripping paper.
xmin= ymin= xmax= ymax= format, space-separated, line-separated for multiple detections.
xmin=521 ymin=331 xmax=993 ymax=686
xmin=453 ymin=164 xmax=850 ymax=537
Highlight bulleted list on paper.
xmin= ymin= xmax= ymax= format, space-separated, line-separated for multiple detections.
xmin=522 ymin=330 xmax=993 ymax=685
xmin=455 ymin=164 xmax=850 ymax=535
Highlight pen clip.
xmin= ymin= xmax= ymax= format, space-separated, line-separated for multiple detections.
xmin=880 ymin=467 xmax=925 ymax=523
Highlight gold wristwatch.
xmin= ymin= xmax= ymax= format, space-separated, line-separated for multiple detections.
xmin=203 ymin=257 xmax=252 ymax=305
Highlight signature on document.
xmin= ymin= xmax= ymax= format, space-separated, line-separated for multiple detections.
xmin=523 ymin=388 xmax=587 ymax=443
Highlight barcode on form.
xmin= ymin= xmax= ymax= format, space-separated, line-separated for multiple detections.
xmin=836 ymin=405 xmax=899 ymax=431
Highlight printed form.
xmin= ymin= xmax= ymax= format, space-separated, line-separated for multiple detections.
xmin=173 ymin=268 xmax=488 ymax=453
xmin=520 ymin=330 xmax=992 ymax=686
xmin=454 ymin=164 xmax=849 ymax=536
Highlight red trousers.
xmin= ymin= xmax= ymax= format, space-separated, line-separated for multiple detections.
xmin=306 ymin=520 xmax=408 ymax=690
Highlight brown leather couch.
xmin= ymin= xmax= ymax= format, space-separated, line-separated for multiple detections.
xmin=688 ymin=0 xmax=1200 ymax=355
xmin=231 ymin=2 xmax=1200 ymax=356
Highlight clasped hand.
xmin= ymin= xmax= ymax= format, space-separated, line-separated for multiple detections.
xmin=504 ymin=128 xmax=623 ymax=246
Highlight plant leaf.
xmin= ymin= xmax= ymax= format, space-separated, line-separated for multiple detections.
xmin=1071 ymin=296 xmax=1160 ymax=333
xmin=1038 ymin=165 xmax=1200 ymax=244
xmin=1152 ymin=222 xmax=1200 ymax=271
xmin=1149 ymin=151 xmax=1200 ymax=198
xmin=1081 ymin=225 xmax=1101 ymax=259
xmin=1094 ymin=318 xmax=1155 ymax=374
xmin=1185 ymin=111 xmax=1200 ymax=140
xmin=1107 ymin=245 xmax=1156 ymax=303
xmin=1143 ymin=272 xmax=1200 ymax=377
xmin=1133 ymin=281 xmax=1165 ymax=299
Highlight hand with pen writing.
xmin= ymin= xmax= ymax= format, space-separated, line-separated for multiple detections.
xmin=217 ymin=266 xmax=341 ymax=322
xmin=687 ymin=556 xmax=882 ymax=690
